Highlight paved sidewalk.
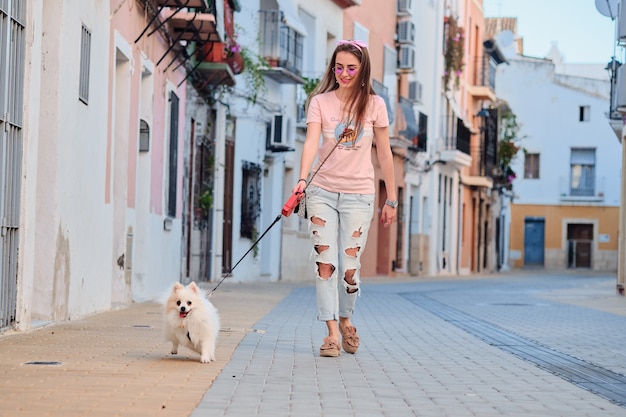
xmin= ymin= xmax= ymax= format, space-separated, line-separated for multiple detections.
xmin=190 ymin=274 xmax=626 ymax=417
xmin=1 ymin=273 xmax=625 ymax=417
xmin=0 ymin=281 xmax=299 ymax=417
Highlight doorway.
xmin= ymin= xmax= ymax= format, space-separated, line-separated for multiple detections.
xmin=524 ymin=217 xmax=545 ymax=266
xmin=567 ymin=223 xmax=593 ymax=268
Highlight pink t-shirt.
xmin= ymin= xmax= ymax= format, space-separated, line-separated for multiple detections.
xmin=306 ymin=91 xmax=389 ymax=194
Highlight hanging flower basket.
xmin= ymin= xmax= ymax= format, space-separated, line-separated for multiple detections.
xmin=224 ymin=34 xmax=244 ymax=74
xmin=226 ymin=52 xmax=245 ymax=74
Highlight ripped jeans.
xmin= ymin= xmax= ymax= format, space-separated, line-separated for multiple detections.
xmin=305 ymin=185 xmax=375 ymax=321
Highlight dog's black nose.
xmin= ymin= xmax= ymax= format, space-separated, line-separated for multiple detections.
xmin=180 ymin=306 xmax=186 ymax=312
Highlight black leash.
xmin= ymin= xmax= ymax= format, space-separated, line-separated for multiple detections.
xmin=210 ymin=111 xmax=347 ymax=296
xmin=210 ymin=214 xmax=282 ymax=295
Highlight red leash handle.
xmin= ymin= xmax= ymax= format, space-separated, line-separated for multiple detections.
xmin=282 ymin=192 xmax=301 ymax=217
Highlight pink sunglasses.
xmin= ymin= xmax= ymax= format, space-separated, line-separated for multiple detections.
xmin=336 ymin=39 xmax=368 ymax=52
xmin=333 ymin=65 xmax=358 ymax=76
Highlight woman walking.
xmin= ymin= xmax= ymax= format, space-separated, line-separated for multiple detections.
xmin=292 ymin=40 xmax=397 ymax=357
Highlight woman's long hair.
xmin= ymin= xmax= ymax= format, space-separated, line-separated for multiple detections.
xmin=307 ymin=42 xmax=376 ymax=135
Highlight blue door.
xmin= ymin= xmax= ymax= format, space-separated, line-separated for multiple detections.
xmin=524 ymin=218 xmax=545 ymax=266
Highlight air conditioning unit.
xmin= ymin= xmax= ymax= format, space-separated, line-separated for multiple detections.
xmin=267 ymin=114 xmax=290 ymax=148
xmin=397 ymin=21 xmax=415 ymax=44
xmin=397 ymin=0 xmax=412 ymax=16
xmin=408 ymin=81 xmax=422 ymax=102
xmin=398 ymin=45 xmax=415 ymax=70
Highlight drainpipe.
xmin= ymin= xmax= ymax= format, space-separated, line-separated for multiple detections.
xmin=618 ymin=124 xmax=626 ymax=295
xmin=457 ymin=170 xmax=462 ymax=274
xmin=211 ymin=104 xmax=227 ymax=281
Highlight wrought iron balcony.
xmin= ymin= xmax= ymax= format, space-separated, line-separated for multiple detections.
xmin=559 ymin=175 xmax=605 ymax=202
xmin=470 ymin=108 xmax=498 ymax=178
xmin=259 ymin=9 xmax=305 ymax=84
xmin=437 ymin=116 xmax=471 ymax=167
xmin=467 ymin=41 xmax=506 ymax=101
xmin=135 ymin=0 xmax=238 ymax=93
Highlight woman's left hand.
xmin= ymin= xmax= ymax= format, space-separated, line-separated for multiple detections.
xmin=380 ymin=205 xmax=396 ymax=228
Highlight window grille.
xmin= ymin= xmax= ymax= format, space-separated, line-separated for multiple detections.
xmin=79 ymin=24 xmax=91 ymax=104
xmin=240 ymin=161 xmax=262 ymax=239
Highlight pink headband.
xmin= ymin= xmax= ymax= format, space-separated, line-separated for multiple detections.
xmin=337 ymin=39 xmax=368 ymax=52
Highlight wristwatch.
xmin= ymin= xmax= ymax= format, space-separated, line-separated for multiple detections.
xmin=385 ymin=199 xmax=398 ymax=208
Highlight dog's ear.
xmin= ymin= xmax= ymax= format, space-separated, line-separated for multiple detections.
xmin=188 ymin=281 xmax=199 ymax=294
xmin=173 ymin=282 xmax=184 ymax=292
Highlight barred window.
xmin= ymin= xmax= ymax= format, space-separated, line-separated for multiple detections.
xmin=79 ymin=24 xmax=91 ymax=104
xmin=240 ymin=161 xmax=262 ymax=239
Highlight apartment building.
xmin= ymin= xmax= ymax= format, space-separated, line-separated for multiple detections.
xmin=1 ymin=0 xmax=232 ymax=330
xmin=497 ymin=48 xmax=621 ymax=271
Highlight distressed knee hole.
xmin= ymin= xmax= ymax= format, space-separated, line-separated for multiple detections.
xmin=311 ymin=216 xmax=326 ymax=226
xmin=352 ymin=227 xmax=363 ymax=238
xmin=345 ymin=246 xmax=360 ymax=258
xmin=317 ymin=262 xmax=335 ymax=279
xmin=344 ymin=269 xmax=358 ymax=293
xmin=315 ymin=244 xmax=329 ymax=255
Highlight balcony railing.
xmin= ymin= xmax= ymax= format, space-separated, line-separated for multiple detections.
xmin=442 ymin=116 xmax=471 ymax=155
xmin=135 ymin=0 xmax=237 ymax=92
xmin=471 ymin=108 xmax=498 ymax=177
xmin=259 ymin=9 xmax=304 ymax=84
xmin=559 ymin=175 xmax=605 ymax=201
xmin=478 ymin=53 xmax=496 ymax=90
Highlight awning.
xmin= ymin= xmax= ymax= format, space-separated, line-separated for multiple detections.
xmin=276 ymin=0 xmax=308 ymax=36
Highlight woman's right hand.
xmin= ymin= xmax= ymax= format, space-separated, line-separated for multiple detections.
xmin=291 ymin=179 xmax=306 ymax=200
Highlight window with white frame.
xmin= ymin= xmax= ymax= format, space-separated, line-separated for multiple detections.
xmin=570 ymin=148 xmax=595 ymax=196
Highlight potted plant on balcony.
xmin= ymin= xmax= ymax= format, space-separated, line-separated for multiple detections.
xmin=224 ymin=34 xmax=244 ymax=75
xmin=443 ymin=15 xmax=465 ymax=92
xmin=494 ymin=108 xmax=525 ymax=190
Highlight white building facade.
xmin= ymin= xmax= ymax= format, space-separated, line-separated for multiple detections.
xmin=496 ymin=52 xmax=622 ymax=271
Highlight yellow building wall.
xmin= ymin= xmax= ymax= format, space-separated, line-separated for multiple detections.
xmin=510 ymin=204 xmax=620 ymax=271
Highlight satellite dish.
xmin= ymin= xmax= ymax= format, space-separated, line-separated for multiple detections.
xmin=495 ymin=30 xmax=518 ymax=59
xmin=496 ymin=30 xmax=515 ymax=48
xmin=595 ymin=0 xmax=619 ymax=19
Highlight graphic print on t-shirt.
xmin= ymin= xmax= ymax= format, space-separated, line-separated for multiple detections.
xmin=334 ymin=120 xmax=363 ymax=148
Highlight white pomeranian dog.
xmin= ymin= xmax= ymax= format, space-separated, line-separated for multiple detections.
xmin=164 ymin=281 xmax=220 ymax=363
